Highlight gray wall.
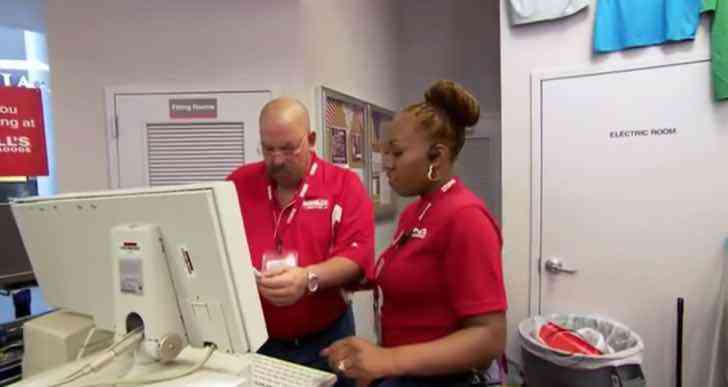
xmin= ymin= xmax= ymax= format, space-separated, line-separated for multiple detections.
xmin=399 ymin=0 xmax=501 ymax=219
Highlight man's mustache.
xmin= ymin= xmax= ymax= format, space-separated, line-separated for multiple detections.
xmin=268 ymin=164 xmax=287 ymax=175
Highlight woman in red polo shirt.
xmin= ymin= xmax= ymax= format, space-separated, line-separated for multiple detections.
xmin=323 ymin=80 xmax=507 ymax=387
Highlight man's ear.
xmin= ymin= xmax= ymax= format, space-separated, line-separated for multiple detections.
xmin=307 ymin=131 xmax=317 ymax=148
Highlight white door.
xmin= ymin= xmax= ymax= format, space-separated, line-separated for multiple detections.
xmin=532 ymin=60 xmax=728 ymax=387
xmin=110 ymin=90 xmax=271 ymax=188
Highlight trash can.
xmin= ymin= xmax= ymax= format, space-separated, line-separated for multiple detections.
xmin=518 ymin=314 xmax=646 ymax=387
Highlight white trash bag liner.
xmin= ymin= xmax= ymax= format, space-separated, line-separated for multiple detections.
xmin=519 ymin=314 xmax=644 ymax=370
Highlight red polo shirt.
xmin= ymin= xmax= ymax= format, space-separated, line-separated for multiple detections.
xmin=374 ymin=178 xmax=507 ymax=347
xmin=227 ymin=153 xmax=374 ymax=339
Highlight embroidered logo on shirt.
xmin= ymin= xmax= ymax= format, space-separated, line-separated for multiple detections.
xmin=411 ymin=228 xmax=427 ymax=239
xmin=302 ymin=199 xmax=329 ymax=210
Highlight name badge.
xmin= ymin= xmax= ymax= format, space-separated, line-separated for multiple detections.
xmin=302 ymin=199 xmax=329 ymax=210
xmin=261 ymin=249 xmax=299 ymax=272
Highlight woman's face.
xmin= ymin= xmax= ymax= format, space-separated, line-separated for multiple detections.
xmin=382 ymin=112 xmax=432 ymax=197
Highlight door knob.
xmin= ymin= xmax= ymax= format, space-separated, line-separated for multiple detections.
xmin=544 ymin=257 xmax=577 ymax=274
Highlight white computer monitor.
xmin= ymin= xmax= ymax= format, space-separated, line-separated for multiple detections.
xmin=10 ymin=182 xmax=267 ymax=355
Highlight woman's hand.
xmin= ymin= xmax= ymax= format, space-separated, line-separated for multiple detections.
xmin=321 ymin=337 xmax=398 ymax=387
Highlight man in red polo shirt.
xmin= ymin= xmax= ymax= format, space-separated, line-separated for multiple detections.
xmin=227 ymin=97 xmax=374 ymax=385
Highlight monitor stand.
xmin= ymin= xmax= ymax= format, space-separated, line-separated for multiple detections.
xmin=111 ymin=224 xmax=188 ymax=363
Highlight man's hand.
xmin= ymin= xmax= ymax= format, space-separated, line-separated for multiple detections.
xmin=321 ymin=337 xmax=397 ymax=387
xmin=256 ymin=267 xmax=308 ymax=306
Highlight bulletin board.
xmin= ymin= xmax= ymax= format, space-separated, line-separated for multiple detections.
xmin=321 ymin=87 xmax=397 ymax=219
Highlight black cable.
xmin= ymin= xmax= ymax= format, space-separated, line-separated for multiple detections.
xmin=676 ymin=297 xmax=684 ymax=387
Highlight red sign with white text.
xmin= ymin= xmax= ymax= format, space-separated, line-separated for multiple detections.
xmin=0 ymin=87 xmax=48 ymax=176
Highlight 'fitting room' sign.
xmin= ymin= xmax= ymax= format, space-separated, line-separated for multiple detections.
xmin=609 ymin=128 xmax=678 ymax=139
xmin=169 ymin=98 xmax=217 ymax=119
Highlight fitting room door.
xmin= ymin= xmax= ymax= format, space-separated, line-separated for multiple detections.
xmin=108 ymin=89 xmax=271 ymax=188
xmin=532 ymin=59 xmax=728 ymax=387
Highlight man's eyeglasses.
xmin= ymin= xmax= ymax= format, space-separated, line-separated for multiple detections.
xmin=258 ymin=135 xmax=307 ymax=157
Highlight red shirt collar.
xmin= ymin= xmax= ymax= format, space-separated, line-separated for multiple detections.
xmin=420 ymin=177 xmax=458 ymax=202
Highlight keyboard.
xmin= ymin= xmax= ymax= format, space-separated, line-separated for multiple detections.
xmin=251 ymin=354 xmax=337 ymax=387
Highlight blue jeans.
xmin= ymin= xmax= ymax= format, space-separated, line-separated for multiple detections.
xmin=257 ymin=307 xmax=355 ymax=387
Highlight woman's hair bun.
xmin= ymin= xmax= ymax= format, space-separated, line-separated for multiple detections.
xmin=424 ymin=80 xmax=480 ymax=128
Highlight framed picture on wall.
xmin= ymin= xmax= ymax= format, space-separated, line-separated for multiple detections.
xmin=320 ymin=86 xmax=397 ymax=220
xmin=321 ymin=87 xmax=367 ymax=172
xmin=330 ymin=126 xmax=348 ymax=164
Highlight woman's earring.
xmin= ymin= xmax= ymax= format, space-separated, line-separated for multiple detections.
xmin=427 ymin=164 xmax=439 ymax=182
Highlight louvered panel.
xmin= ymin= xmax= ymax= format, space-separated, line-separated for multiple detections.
xmin=146 ymin=122 xmax=245 ymax=186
